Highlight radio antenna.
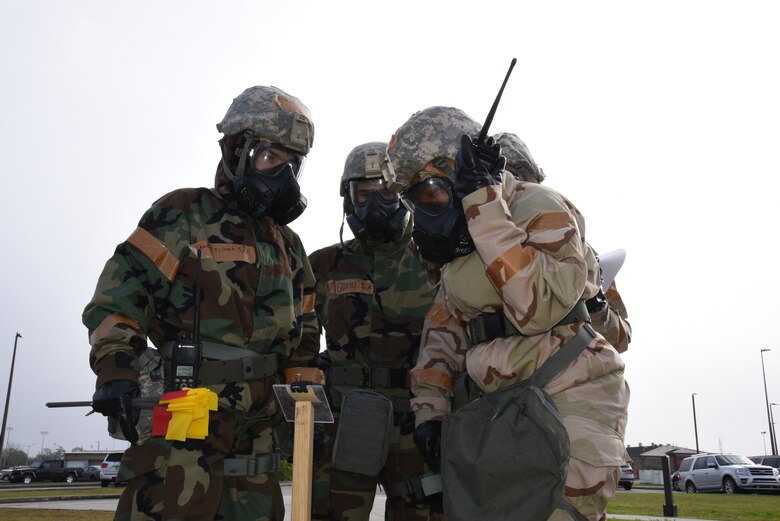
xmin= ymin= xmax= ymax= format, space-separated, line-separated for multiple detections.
xmin=476 ymin=57 xmax=517 ymax=146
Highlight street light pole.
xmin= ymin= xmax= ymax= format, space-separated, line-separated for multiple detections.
xmin=22 ymin=443 xmax=35 ymax=466
xmin=0 ymin=426 xmax=12 ymax=467
xmin=760 ymin=349 xmax=775 ymax=455
xmin=39 ymin=431 xmax=48 ymax=457
xmin=762 ymin=431 xmax=768 ymax=454
xmin=771 ymin=403 xmax=779 ymax=456
xmin=0 ymin=332 xmax=22 ymax=464
xmin=692 ymin=393 xmax=700 ymax=453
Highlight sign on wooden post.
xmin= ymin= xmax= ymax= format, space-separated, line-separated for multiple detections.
xmin=273 ymin=383 xmax=333 ymax=521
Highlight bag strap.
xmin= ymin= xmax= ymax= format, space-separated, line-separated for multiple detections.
xmin=558 ymin=498 xmax=590 ymax=521
xmin=529 ymin=324 xmax=597 ymax=389
xmin=534 ymin=323 xmax=598 ymax=521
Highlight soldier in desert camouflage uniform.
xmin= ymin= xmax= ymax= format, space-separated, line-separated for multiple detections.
xmin=83 ymin=85 xmax=321 ymax=521
xmin=304 ymin=142 xmax=441 ymax=521
xmin=494 ymin=132 xmax=632 ymax=353
xmin=385 ymin=107 xmax=630 ymax=521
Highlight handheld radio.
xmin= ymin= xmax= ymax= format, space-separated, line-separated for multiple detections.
xmin=168 ymin=248 xmax=203 ymax=391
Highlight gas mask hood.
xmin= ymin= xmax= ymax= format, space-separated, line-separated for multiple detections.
xmin=346 ymin=191 xmax=409 ymax=244
xmin=229 ymin=137 xmax=307 ymax=225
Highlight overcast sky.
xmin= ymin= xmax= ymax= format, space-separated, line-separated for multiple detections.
xmin=1 ymin=0 xmax=779 ymax=461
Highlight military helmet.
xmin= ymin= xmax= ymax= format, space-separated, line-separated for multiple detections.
xmin=386 ymin=106 xmax=481 ymax=191
xmin=339 ymin=142 xmax=388 ymax=197
xmin=493 ymin=132 xmax=545 ymax=183
xmin=216 ymin=85 xmax=314 ymax=155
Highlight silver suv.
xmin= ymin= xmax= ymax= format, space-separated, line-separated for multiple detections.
xmin=679 ymin=453 xmax=780 ymax=494
xmin=100 ymin=452 xmax=124 ymax=488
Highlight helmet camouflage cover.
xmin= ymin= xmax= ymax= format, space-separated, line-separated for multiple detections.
xmin=216 ymin=85 xmax=314 ymax=155
xmin=386 ymin=106 xmax=481 ymax=191
xmin=339 ymin=142 xmax=388 ymax=197
xmin=493 ymin=132 xmax=545 ymax=183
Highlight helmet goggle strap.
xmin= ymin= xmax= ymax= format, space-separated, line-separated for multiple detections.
xmin=401 ymin=176 xmax=454 ymax=217
xmin=348 ymin=178 xmax=399 ymax=208
xmin=248 ymin=140 xmax=306 ymax=179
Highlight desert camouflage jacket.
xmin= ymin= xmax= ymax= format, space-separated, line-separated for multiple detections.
xmin=83 ymin=163 xmax=319 ymax=414
xmin=411 ymin=174 xmax=629 ymax=467
xmin=304 ymin=223 xmax=439 ymax=403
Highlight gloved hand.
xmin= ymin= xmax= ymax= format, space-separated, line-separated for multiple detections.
xmin=454 ymin=134 xmax=506 ymax=200
xmin=92 ymin=380 xmax=139 ymax=418
xmin=92 ymin=380 xmax=140 ymax=443
xmin=586 ymin=289 xmax=607 ymax=313
xmin=413 ymin=420 xmax=442 ymax=474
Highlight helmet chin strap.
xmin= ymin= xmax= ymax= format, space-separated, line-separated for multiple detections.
xmin=220 ymin=132 xmax=254 ymax=181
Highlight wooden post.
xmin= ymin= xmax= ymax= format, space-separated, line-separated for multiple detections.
xmin=271 ymin=382 xmax=332 ymax=521
xmin=291 ymin=400 xmax=314 ymax=521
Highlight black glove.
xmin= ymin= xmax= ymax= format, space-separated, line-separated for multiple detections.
xmin=92 ymin=380 xmax=140 ymax=443
xmin=586 ymin=289 xmax=607 ymax=313
xmin=454 ymin=134 xmax=506 ymax=200
xmin=92 ymin=380 xmax=139 ymax=417
xmin=413 ymin=420 xmax=442 ymax=474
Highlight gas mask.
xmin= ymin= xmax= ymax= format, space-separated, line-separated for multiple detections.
xmin=346 ymin=178 xmax=409 ymax=244
xmin=402 ymin=177 xmax=475 ymax=264
xmin=233 ymin=140 xmax=307 ymax=225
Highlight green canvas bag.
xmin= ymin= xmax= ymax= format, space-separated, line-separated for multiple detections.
xmin=441 ymin=325 xmax=596 ymax=521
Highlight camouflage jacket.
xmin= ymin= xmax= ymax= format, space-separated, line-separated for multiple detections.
xmin=411 ymin=175 xmax=629 ymax=467
xmin=303 ymin=223 xmax=439 ymax=401
xmin=82 ymin=163 xmax=319 ymax=414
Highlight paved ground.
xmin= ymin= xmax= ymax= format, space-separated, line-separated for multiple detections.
xmin=0 ymin=485 xmax=715 ymax=521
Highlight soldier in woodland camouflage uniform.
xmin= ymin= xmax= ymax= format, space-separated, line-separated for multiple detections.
xmin=385 ymin=107 xmax=630 ymax=521
xmin=83 ymin=85 xmax=321 ymax=521
xmin=494 ymin=132 xmax=632 ymax=353
xmin=303 ymin=142 xmax=441 ymax=520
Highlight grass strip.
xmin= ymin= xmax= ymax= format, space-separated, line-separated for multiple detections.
xmin=0 ymin=487 xmax=120 ymax=499
xmin=0 ymin=508 xmax=116 ymax=520
xmin=609 ymin=490 xmax=780 ymax=520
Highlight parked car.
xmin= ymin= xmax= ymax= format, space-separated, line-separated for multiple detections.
xmin=671 ymin=470 xmax=681 ymax=491
xmin=7 ymin=460 xmax=83 ymax=484
xmin=619 ymin=463 xmax=635 ymax=490
xmin=678 ymin=453 xmax=780 ymax=494
xmin=0 ymin=467 xmax=13 ymax=481
xmin=81 ymin=465 xmax=101 ymax=481
xmin=100 ymin=451 xmax=124 ymax=487
xmin=749 ymin=455 xmax=780 ymax=471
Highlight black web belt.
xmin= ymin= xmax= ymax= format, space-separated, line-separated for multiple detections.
xmin=467 ymin=300 xmax=590 ymax=346
xmin=159 ymin=340 xmax=278 ymax=384
xmin=326 ymin=366 xmax=412 ymax=413
xmin=327 ymin=366 xmax=411 ymax=389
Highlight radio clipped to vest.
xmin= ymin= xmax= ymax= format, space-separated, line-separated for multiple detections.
xmin=168 ymin=248 xmax=203 ymax=391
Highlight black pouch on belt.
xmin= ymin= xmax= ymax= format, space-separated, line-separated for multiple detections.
xmin=332 ymin=388 xmax=393 ymax=476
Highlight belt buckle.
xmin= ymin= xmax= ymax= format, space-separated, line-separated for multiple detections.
xmin=468 ymin=317 xmax=485 ymax=344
